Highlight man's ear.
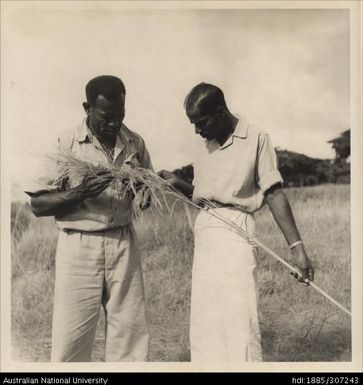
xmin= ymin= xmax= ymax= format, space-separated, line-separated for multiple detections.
xmin=216 ymin=105 xmax=226 ymax=116
xmin=83 ymin=102 xmax=91 ymax=114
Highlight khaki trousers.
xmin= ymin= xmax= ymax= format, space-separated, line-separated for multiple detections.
xmin=51 ymin=226 xmax=149 ymax=362
xmin=190 ymin=208 xmax=262 ymax=362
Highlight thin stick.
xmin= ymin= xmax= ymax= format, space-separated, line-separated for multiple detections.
xmin=307 ymin=282 xmax=351 ymax=317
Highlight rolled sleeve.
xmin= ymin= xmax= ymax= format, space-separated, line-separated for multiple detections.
xmin=256 ymin=133 xmax=283 ymax=193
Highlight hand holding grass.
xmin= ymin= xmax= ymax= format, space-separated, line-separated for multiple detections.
xmin=157 ymin=170 xmax=194 ymax=199
xmin=157 ymin=170 xmax=180 ymax=187
xmin=75 ymin=169 xmax=114 ymax=199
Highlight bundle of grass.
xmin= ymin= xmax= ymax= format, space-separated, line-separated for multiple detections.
xmin=49 ymin=151 xmax=195 ymax=226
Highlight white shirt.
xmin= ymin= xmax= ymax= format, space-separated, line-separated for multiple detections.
xmin=192 ymin=116 xmax=283 ymax=213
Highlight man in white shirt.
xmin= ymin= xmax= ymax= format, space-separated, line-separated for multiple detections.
xmin=158 ymin=82 xmax=314 ymax=362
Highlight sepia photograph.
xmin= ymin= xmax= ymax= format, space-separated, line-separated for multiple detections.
xmin=1 ymin=0 xmax=362 ymax=374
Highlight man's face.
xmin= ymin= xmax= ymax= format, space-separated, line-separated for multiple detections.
xmin=86 ymin=94 xmax=125 ymax=143
xmin=186 ymin=103 xmax=222 ymax=141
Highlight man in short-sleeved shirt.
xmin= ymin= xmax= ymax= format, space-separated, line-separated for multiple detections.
xmin=192 ymin=114 xmax=283 ymax=212
xmin=158 ymin=83 xmax=314 ymax=361
xmin=26 ymin=75 xmax=152 ymax=362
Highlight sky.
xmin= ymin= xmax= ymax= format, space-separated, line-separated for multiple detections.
xmin=2 ymin=5 xmax=350 ymax=190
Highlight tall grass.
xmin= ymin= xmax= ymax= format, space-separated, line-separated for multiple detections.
xmin=255 ymin=185 xmax=351 ymax=361
xmin=11 ymin=202 xmax=57 ymax=361
xmin=11 ymin=185 xmax=351 ymax=361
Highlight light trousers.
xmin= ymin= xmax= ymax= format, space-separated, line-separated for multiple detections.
xmin=51 ymin=226 xmax=149 ymax=362
xmin=190 ymin=208 xmax=262 ymax=362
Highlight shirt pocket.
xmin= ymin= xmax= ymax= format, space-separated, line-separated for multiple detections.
xmin=124 ymin=151 xmax=141 ymax=167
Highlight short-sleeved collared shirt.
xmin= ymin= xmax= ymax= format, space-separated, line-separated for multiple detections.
xmin=26 ymin=119 xmax=153 ymax=231
xmin=192 ymin=116 xmax=283 ymax=213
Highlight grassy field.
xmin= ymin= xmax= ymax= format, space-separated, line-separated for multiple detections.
xmin=11 ymin=184 xmax=351 ymax=362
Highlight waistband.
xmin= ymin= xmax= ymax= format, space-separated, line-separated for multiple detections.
xmin=62 ymin=225 xmax=131 ymax=235
xmin=199 ymin=199 xmax=237 ymax=210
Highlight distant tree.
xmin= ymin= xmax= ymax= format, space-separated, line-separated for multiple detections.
xmin=328 ymin=130 xmax=350 ymax=162
xmin=276 ymin=150 xmax=321 ymax=186
xmin=315 ymin=161 xmax=336 ymax=184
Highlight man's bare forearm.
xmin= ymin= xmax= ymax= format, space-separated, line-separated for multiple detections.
xmin=29 ymin=188 xmax=85 ymax=217
xmin=265 ymin=185 xmax=301 ymax=245
xmin=156 ymin=170 xmax=194 ymax=199
xmin=265 ymin=184 xmax=314 ymax=281
xmin=29 ymin=171 xmax=114 ymax=217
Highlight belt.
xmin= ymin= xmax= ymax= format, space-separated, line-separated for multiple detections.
xmin=62 ymin=225 xmax=130 ymax=235
xmin=199 ymin=199 xmax=237 ymax=210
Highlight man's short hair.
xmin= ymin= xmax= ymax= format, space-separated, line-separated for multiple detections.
xmin=184 ymin=83 xmax=227 ymax=113
xmin=85 ymin=75 xmax=126 ymax=106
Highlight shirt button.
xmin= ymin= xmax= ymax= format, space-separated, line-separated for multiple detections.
xmin=114 ymin=207 xmax=117 ymax=211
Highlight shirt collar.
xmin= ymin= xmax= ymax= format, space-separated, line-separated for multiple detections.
xmin=76 ymin=118 xmax=134 ymax=145
xmin=76 ymin=118 xmax=93 ymax=143
xmin=119 ymin=124 xmax=135 ymax=144
xmin=114 ymin=124 xmax=135 ymax=159
xmin=219 ymin=114 xmax=248 ymax=150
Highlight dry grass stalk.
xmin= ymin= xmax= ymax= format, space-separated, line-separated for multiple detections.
xmin=49 ymin=151 xmax=196 ymax=226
